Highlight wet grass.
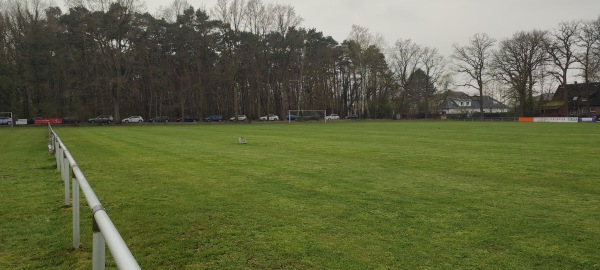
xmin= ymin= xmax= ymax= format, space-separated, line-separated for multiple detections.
xmin=1 ymin=121 xmax=599 ymax=269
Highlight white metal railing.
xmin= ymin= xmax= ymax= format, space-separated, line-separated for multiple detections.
xmin=48 ymin=125 xmax=140 ymax=270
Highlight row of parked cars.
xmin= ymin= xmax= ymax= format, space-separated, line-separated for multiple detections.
xmin=87 ymin=115 xmax=224 ymax=123
xmin=85 ymin=113 xmax=358 ymax=124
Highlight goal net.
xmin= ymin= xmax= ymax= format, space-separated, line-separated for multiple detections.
xmin=287 ymin=110 xmax=327 ymax=123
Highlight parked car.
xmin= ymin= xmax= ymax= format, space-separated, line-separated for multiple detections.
xmin=260 ymin=114 xmax=279 ymax=121
xmin=27 ymin=117 xmax=40 ymax=124
xmin=122 ymin=116 xmax=144 ymax=123
xmin=88 ymin=115 xmax=113 ymax=124
xmin=285 ymin=114 xmax=298 ymax=121
xmin=345 ymin=114 xmax=359 ymax=120
xmin=229 ymin=115 xmax=247 ymax=121
xmin=149 ymin=116 xmax=170 ymax=123
xmin=177 ymin=115 xmax=199 ymax=122
xmin=325 ymin=114 xmax=340 ymax=120
xmin=203 ymin=115 xmax=223 ymax=122
xmin=0 ymin=116 xmax=12 ymax=126
xmin=62 ymin=116 xmax=80 ymax=125
xmin=300 ymin=114 xmax=322 ymax=121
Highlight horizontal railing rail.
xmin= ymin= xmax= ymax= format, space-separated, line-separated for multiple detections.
xmin=48 ymin=125 xmax=140 ymax=270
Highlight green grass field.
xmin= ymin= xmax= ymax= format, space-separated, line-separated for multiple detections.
xmin=1 ymin=121 xmax=599 ymax=269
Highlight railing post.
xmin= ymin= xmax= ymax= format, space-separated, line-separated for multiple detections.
xmin=56 ymin=141 xmax=61 ymax=170
xmin=73 ymin=177 xmax=80 ymax=249
xmin=63 ymin=153 xmax=70 ymax=206
xmin=93 ymin=232 xmax=106 ymax=270
xmin=92 ymin=206 xmax=106 ymax=270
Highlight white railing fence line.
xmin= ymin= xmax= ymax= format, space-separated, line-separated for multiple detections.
xmin=48 ymin=125 xmax=140 ymax=270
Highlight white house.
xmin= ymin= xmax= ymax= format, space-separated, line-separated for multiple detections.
xmin=441 ymin=91 xmax=509 ymax=115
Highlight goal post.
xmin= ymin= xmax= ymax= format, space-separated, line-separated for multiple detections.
xmin=287 ymin=110 xmax=327 ymax=123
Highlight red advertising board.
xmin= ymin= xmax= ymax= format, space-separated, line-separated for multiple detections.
xmin=34 ymin=118 xmax=63 ymax=125
xmin=518 ymin=117 xmax=534 ymax=122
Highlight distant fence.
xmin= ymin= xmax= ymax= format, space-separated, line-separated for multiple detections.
xmin=447 ymin=116 xmax=597 ymax=123
xmin=48 ymin=125 xmax=140 ymax=270
xmin=451 ymin=117 xmax=520 ymax=122
xmin=518 ymin=117 xmax=597 ymax=123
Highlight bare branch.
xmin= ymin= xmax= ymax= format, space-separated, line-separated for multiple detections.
xmin=544 ymin=20 xmax=580 ymax=85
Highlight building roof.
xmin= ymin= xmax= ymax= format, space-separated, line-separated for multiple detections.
xmin=442 ymin=91 xmax=508 ymax=110
xmin=543 ymin=82 xmax=600 ymax=109
xmin=542 ymin=100 xmax=565 ymax=110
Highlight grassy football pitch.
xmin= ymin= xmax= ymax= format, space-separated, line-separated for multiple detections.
xmin=1 ymin=121 xmax=599 ymax=269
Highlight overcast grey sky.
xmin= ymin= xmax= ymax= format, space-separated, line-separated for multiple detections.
xmin=132 ymin=0 xmax=600 ymax=56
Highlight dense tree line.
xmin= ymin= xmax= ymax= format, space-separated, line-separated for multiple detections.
xmin=0 ymin=0 xmax=401 ymax=121
xmin=1 ymin=0 xmax=599 ymax=120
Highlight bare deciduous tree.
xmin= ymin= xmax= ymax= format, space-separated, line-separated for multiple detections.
xmin=576 ymin=18 xmax=600 ymax=83
xmin=211 ymin=0 xmax=246 ymax=32
xmin=347 ymin=25 xmax=385 ymax=49
xmin=271 ymin=3 xmax=302 ymax=36
xmin=389 ymin=39 xmax=422 ymax=89
xmin=388 ymin=39 xmax=424 ymax=116
xmin=452 ymin=33 xmax=495 ymax=116
xmin=3 ymin=0 xmax=51 ymax=20
xmin=493 ymin=30 xmax=549 ymax=116
xmin=65 ymin=0 xmax=144 ymax=13
xmin=155 ymin=0 xmax=192 ymax=23
xmin=421 ymin=47 xmax=446 ymax=117
xmin=244 ymin=0 xmax=271 ymax=36
xmin=345 ymin=25 xmax=387 ymax=116
xmin=544 ymin=21 xmax=580 ymax=86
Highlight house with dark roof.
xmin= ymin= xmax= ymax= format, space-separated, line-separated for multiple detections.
xmin=440 ymin=91 xmax=509 ymax=115
xmin=541 ymin=82 xmax=600 ymax=117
